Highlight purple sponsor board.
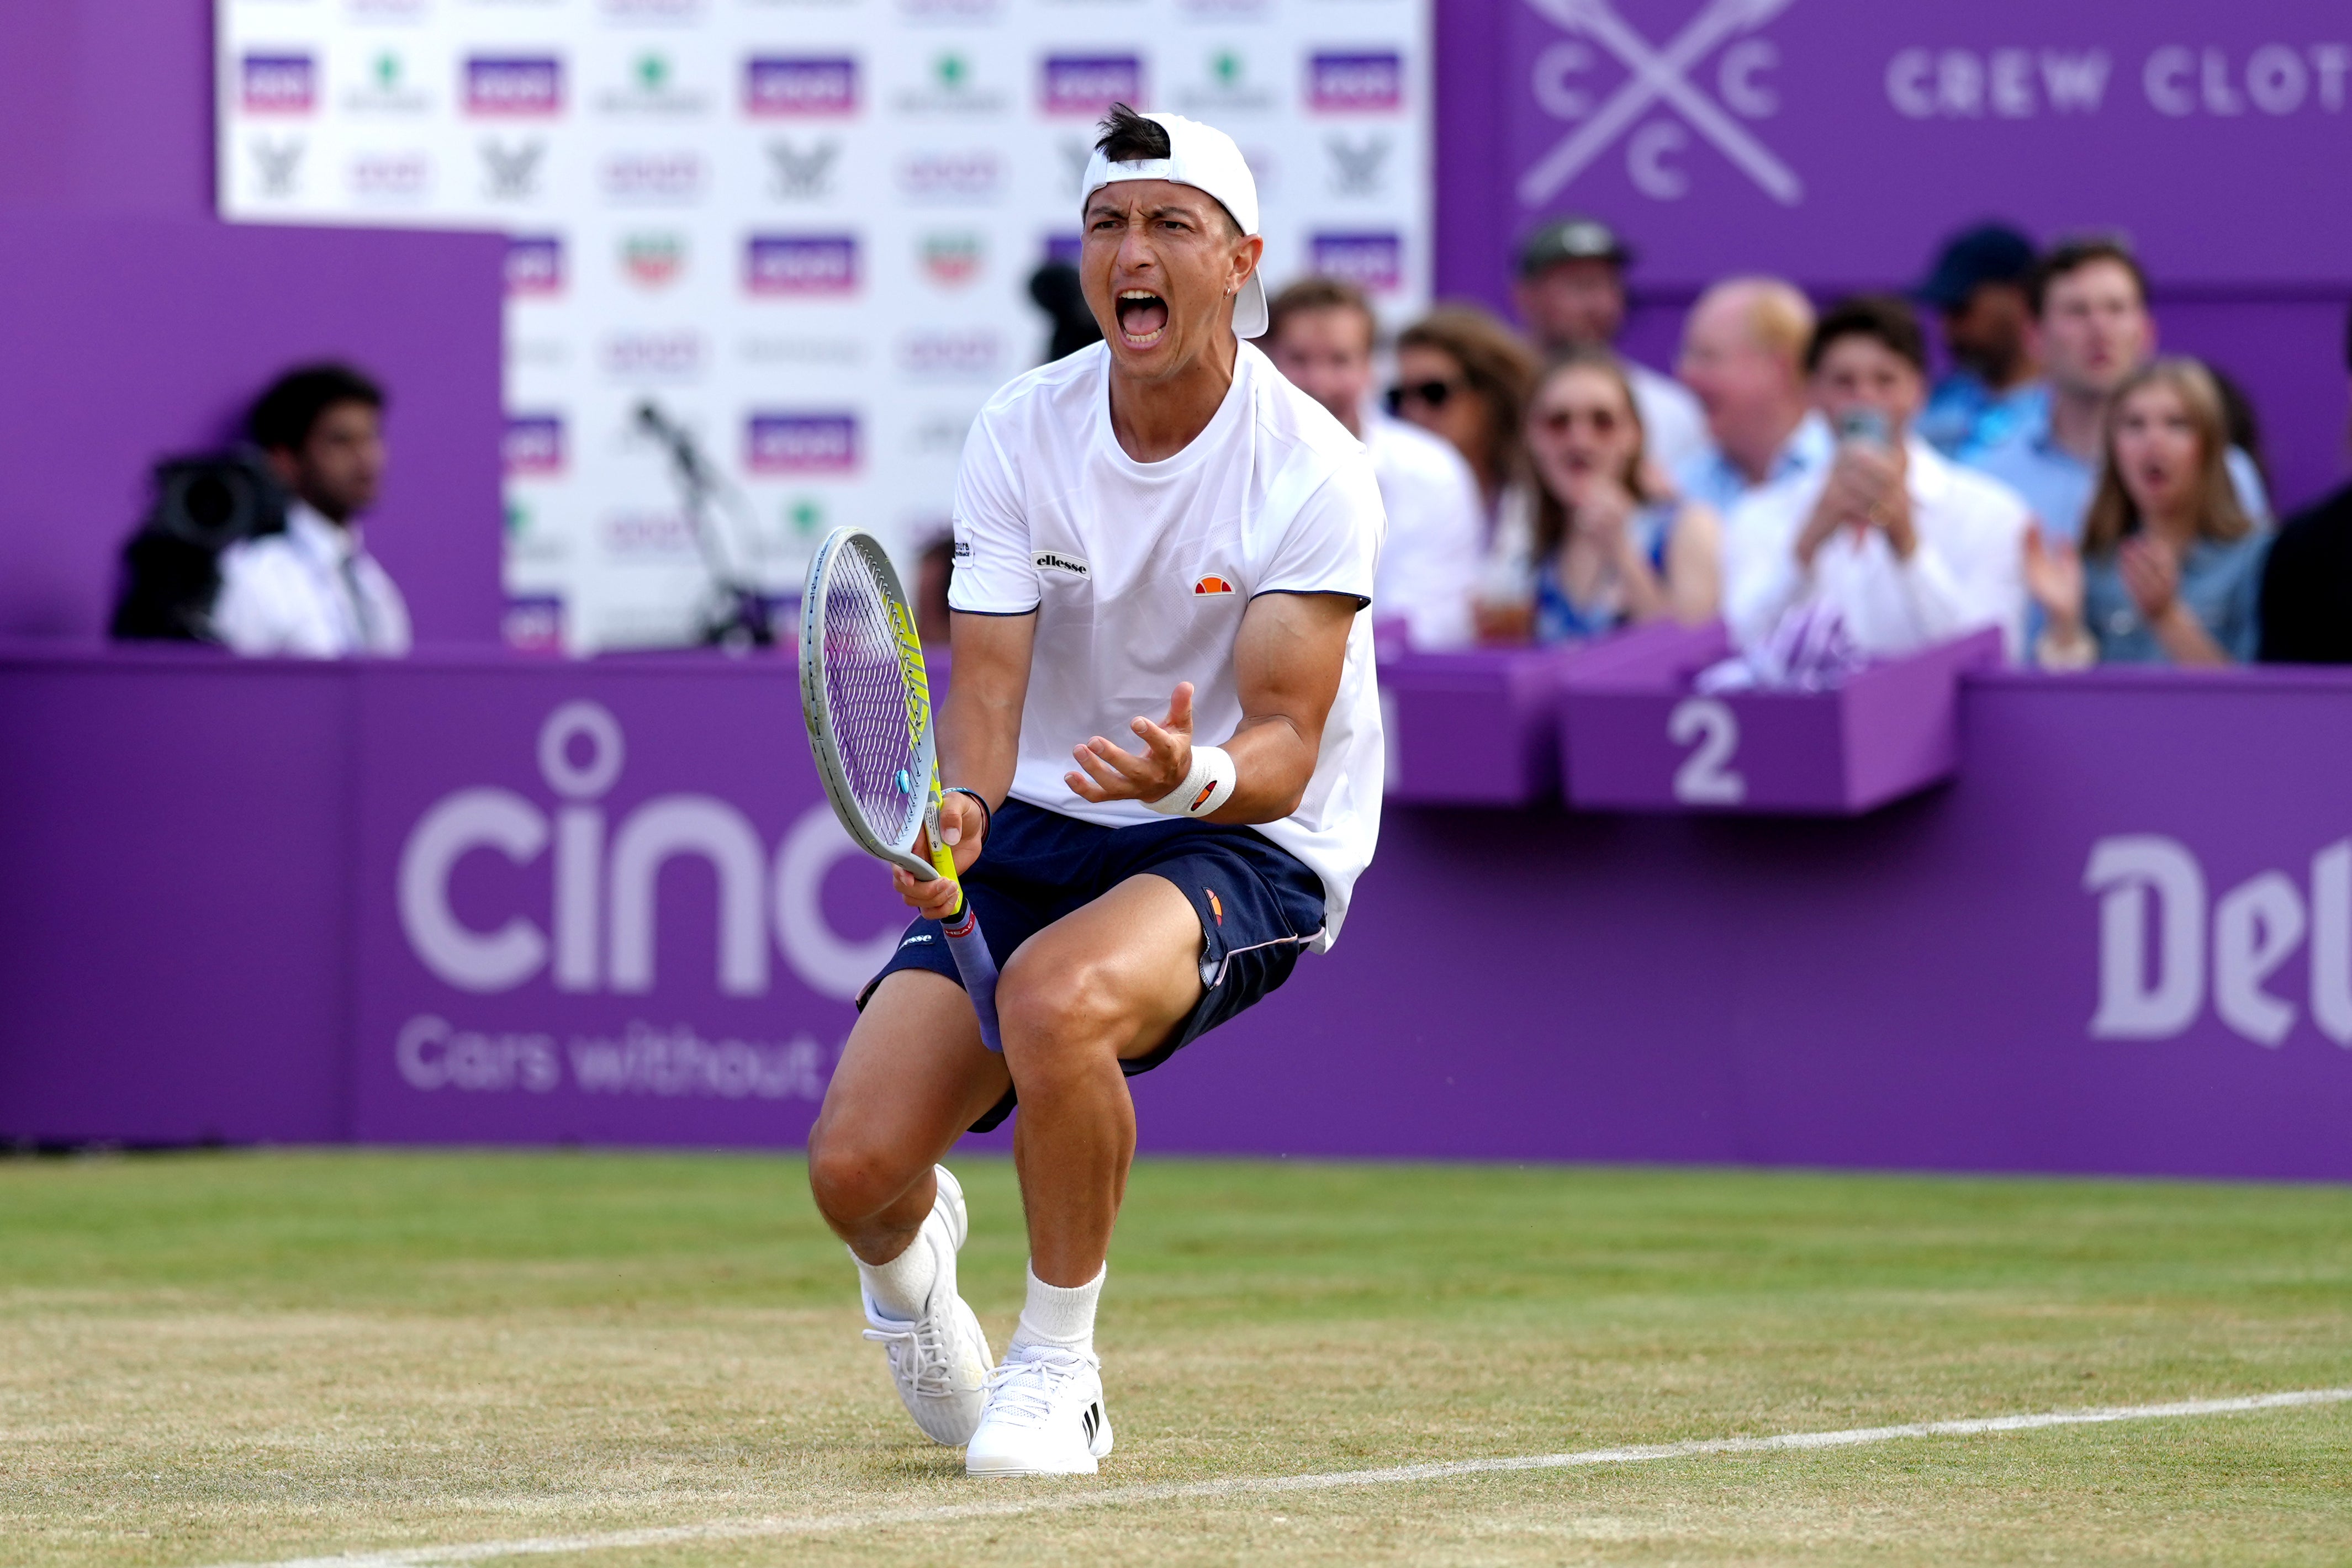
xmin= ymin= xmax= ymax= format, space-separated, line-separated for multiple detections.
xmin=746 ymin=56 xmax=858 ymax=118
xmin=744 ymin=234 xmax=859 ymax=296
xmin=504 ymin=235 xmax=563 ymax=297
xmin=464 ymin=56 xmax=563 ymax=118
xmin=1041 ymin=54 xmax=1145 ymax=117
xmin=240 ymin=54 xmax=316 ymax=114
xmin=503 ymin=415 xmax=564 ymax=477
xmin=1308 ymin=50 xmax=1404 ymax=113
xmin=1044 ymin=233 xmax=1084 ymax=267
xmin=502 ymin=597 xmax=565 ymax=654
xmin=746 ymin=413 xmax=859 ymax=474
xmin=1309 ymin=231 xmax=1403 ymax=292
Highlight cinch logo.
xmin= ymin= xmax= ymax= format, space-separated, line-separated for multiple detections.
xmin=1308 ymin=50 xmax=1403 ymax=112
xmin=898 ymin=330 xmax=1000 ymax=378
xmin=600 ymin=150 xmax=704 ymax=203
xmin=502 ymin=596 xmax=564 ymax=655
xmin=1042 ymin=54 xmax=1144 ymax=116
xmin=898 ymin=149 xmax=1000 ymax=202
xmin=2086 ymin=834 xmax=2352 ymax=1049
xmin=506 ymin=235 xmax=563 ymax=296
xmin=745 ymin=234 xmax=859 ymax=295
xmin=241 ymin=54 xmax=317 ymax=114
xmin=504 ymin=415 xmax=565 ymax=476
xmin=464 ymin=56 xmax=564 ymax=116
xmin=746 ymin=56 xmax=858 ymax=116
xmin=399 ymin=702 xmax=904 ymax=1001
xmin=747 ymin=414 xmax=859 ymax=474
xmin=1191 ymin=574 xmax=1236 ymax=595
xmin=1310 ymin=231 xmax=1402 ymax=291
xmin=1035 ymin=550 xmax=1091 ymax=580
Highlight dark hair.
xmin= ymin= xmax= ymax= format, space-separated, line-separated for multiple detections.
xmin=1095 ymin=102 xmax=1171 ymax=163
xmin=1266 ymin=276 xmax=1376 ymax=349
xmin=1394 ymin=303 xmax=1541 ymax=496
xmin=1804 ymin=295 xmax=1928 ymax=376
xmin=246 ymin=363 xmax=385 ymax=454
xmin=1529 ymin=346 xmax=1652 ymax=560
xmin=2028 ymin=236 xmax=2149 ymax=317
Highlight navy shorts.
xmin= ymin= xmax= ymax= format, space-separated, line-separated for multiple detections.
xmin=858 ymin=799 xmax=1327 ymax=1132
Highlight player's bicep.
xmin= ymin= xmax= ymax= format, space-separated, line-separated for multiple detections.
xmin=1233 ymin=591 xmax=1355 ymax=747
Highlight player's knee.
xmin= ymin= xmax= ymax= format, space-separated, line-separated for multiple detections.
xmin=998 ymin=950 xmax=1126 ymax=1076
xmin=805 ymin=1124 xmax=912 ymax=1227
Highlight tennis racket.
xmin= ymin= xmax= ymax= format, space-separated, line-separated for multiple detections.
xmin=798 ymin=526 xmax=1004 ymax=1053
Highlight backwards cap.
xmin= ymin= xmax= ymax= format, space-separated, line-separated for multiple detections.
xmin=1079 ymin=111 xmax=1267 ymax=339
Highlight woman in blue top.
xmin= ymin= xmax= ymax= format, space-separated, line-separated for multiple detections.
xmin=1521 ymin=347 xmax=1722 ymax=644
xmin=2026 ymin=358 xmax=2270 ymax=667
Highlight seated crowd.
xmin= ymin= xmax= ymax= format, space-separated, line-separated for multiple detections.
xmin=1263 ymin=217 xmax=2352 ymax=670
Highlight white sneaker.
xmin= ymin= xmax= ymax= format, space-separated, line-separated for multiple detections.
xmin=963 ymin=1343 xmax=1116 ymax=1477
xmin=860 ymin=1165 xmax=992 ymax=1447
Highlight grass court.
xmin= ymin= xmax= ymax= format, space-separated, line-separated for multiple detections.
xmin=3 ymin=1149 xmax=2349 ymax=1566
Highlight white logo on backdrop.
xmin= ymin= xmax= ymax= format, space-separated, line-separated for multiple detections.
xmin=1519 ymin=0 xmax=1800 ymax=206
xmin=2085 ymin=834 xmax=2352 ymax=1050
xmin=397 ymin=702 xmax=902 ymax=1002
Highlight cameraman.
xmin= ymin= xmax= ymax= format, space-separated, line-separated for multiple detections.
xmin=213 ymin=364 xmax=411 ymax=658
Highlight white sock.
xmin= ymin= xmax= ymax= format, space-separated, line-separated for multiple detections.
xmin=1009 ymin=1262 xmax=1104 ymax=1353
xmin=854 ymin=1230 xmax=938 ymax=1323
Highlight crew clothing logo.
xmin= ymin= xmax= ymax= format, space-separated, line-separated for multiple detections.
xmin=746 ymin=234 xmax=859 ymax=295
xmin=1034 ymin=550 xmax=1091 ymax=579
xmin=1518 ymin=0 xmax=1801 ymax=206
xmin=1309 ymin=232 xmax=1403 ymax=292
xmin=1192 ymin=574 xmax=1236 ymax=595
xmin=748 ymin=414 xmax=860 ymax=474
xmin=1308 ymin=51 xmax=1404 ymax=112
xmin=504 ymin=415 xmax=566 ymax=476
xmin=506 ymin=235 xmax=564 ymax=296
xmin=242 ymin=54 xmax=318 ymax=114
xmin=465 ymin=56 xmax=564 ymax=116
xmin=746 ymin=56 xmax=858 ymax=116
xmin=1041 ymin=54 xmax=1144 ymax=116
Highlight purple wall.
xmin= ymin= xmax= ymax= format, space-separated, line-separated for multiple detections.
xmin=0 ymin=0 xmax=213 ymax=220
xmin=7 ymin=648 xmax=2352 ymax=1183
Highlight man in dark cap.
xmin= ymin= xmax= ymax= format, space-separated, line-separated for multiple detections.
xmin=1513 ymin=215 xmax=1704 ymax=476
xmin=1912 ymin=222 xmax=2043 ymax=459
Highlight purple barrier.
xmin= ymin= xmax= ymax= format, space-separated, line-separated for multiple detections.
xmin=6 ymin=649 xmax=2352 ymax=1182
xmin=1560 ymin=624 xmax=2003 ymax=814
xmin=1380 ymin=647 xmax=1575 ymax=805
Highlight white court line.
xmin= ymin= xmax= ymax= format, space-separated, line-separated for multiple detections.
xmin=216 ymin=1386 xmax=2352 ymax=1568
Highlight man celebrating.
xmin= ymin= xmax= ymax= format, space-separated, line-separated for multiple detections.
xmin=804 ymin=107 xmax=1384 ymax=1478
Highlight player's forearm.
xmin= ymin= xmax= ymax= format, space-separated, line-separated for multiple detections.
xmin=939 ymin=680 xmax=1021 ymax=805
xmin=1204 ymin=715 xmax=1318 ymax=824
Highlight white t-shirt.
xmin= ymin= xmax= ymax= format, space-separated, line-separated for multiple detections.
xmin=949 ymin=340 xmax=1387 ymax=948
xmin=1725 ymin=435 xmax=2032 ymax=661
xmin=1360 ymin=407 xmax=1481 ymax=650
xmin=214 ymin=503 xmax=413 ymax=658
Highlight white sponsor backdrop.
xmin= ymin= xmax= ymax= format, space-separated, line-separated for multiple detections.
xmin=216 ymin=0 xmax=1431 ymax=653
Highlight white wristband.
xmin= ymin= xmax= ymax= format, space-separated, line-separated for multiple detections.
xmin=1146 ymin=744 xmax=1238 ymax=818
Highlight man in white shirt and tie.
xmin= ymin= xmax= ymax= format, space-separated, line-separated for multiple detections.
xmin=213 ymin=363 xmax=411 ymax=658
xmin=1724 ymin=297 xmax=2032 ymax=662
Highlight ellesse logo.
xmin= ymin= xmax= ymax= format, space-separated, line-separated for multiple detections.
xmin=1033 ymin=550 xmax=1090 ymax=579
xmin=1192 ymin=574 xmax=1236 ymax=595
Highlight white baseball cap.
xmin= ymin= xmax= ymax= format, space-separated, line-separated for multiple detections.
xmin=1079 ymin=111 xmax=1267 ymax=339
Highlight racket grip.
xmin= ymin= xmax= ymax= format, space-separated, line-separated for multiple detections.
xmin=939 ymin=898 xmax=1005 ymax=1053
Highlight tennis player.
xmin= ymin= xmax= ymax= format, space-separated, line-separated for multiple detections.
xmin=805 ymin=105 xmax=1386 ymax=1477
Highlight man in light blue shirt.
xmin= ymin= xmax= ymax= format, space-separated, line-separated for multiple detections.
xmin=1672 ymin=277 xmax=1833 ymax=516
xmin=1970 ymin=238 xmax=2269 ymax=543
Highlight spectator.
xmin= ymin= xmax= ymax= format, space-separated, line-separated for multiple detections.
xmin=1673 ymin=278 xmax=1830 ymax=516
xmin=213 ymin=364 xmax=409 ymax=658
xmin=1266 ymin=278 xmax=1482 ymax=649
xmin=1391 ymin=306 xmax=1544 ymax=634
xmin=1512 ymin=216 xmax=1706 ymax=479
xmin=1972 ymin=237 xmax=2269 ymax=543
xmin=2259 ymin=307 xmax=2352 ymax=664
xmin=1726 ymin=296 xmax=2031 ymax=660
xmin=1912 ymin=223 xmax=2043 ymax=459
xmin=2028 ymin=360 xmax=2270 ymax=668
xmin=1520 ymin=347 xmax=1721 ymax=642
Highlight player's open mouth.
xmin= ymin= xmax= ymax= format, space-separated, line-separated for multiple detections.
xmin=1116 ymin=290 xmax=1169 ymax=348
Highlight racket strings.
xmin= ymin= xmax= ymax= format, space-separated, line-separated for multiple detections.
xmin=820 ymin=546 xmax=925 ymax=848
